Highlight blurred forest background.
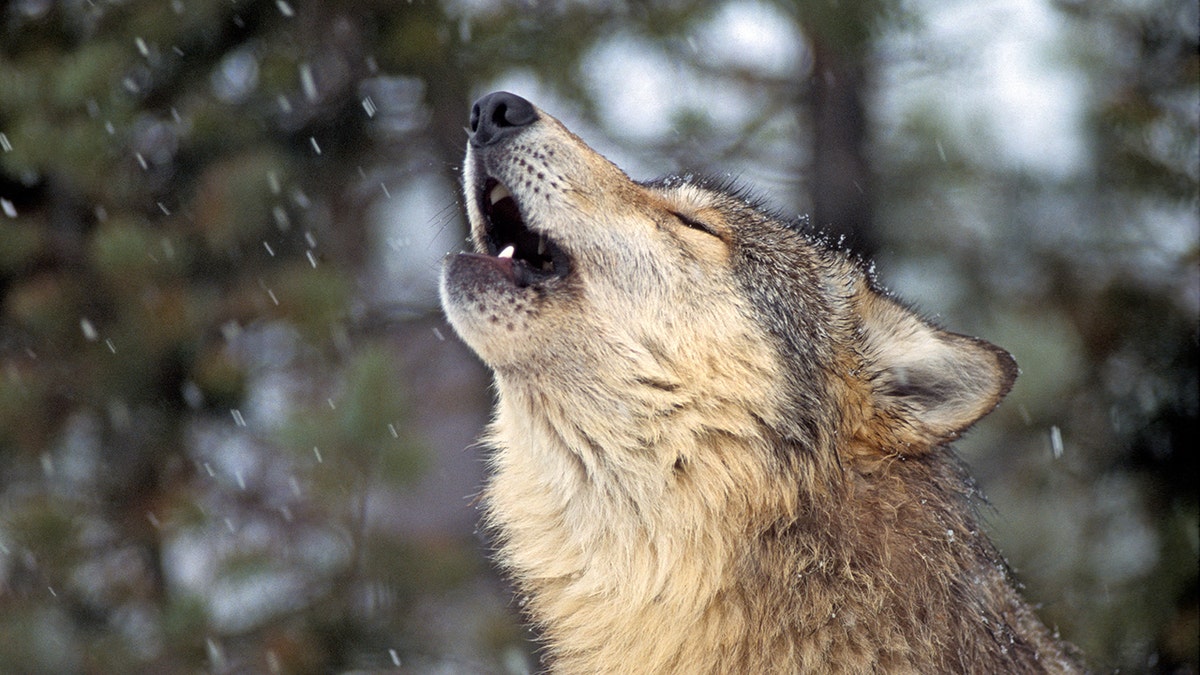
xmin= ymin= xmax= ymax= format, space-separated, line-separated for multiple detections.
xmin=0 ymin=0 xmax=1196 ymax=672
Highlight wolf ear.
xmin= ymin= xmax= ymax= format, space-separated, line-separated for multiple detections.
xmin=857 ymin=292 xmax=1018 ymax=449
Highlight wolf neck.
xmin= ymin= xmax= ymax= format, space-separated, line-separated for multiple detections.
xmin=483 ymin=375 xmax=1068 ymax=674
xmin=483 ymin=372 xmax=834 ymax=672
xmin=483 ymin=376 xmax=793 ymax=672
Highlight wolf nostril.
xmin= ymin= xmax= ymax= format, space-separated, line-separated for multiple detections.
xmin=470 ymin=91 xmax=537 ymax=147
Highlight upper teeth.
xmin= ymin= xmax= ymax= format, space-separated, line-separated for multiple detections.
xmin=498 ymin=245 xmax=516 ymax=259
xmin=489 ymin=182 xmax=512 ymax=205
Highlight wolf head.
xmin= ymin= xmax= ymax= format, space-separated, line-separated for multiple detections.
xmin=440 ymin=92 xmax=1017 ymax=468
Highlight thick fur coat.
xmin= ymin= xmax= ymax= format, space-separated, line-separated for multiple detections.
xmin=440 ymin=92 xmax=1084 ymax=674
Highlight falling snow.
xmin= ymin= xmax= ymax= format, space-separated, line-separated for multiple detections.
xmin=299 ymin=63 xmax=318 ymax=102
xmin=1049 ymin=425 xmax=1064 ymax=459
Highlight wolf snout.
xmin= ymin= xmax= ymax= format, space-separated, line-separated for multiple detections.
xmin=470 ymin=91 xmax=538 ymax=147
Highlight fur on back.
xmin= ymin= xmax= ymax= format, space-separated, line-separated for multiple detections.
xmin=440 ymin=93 xmax=1084 ymax=674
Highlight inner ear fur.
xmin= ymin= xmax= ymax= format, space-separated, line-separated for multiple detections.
xmin=854 ymin=290 xmax=1018 ymax=450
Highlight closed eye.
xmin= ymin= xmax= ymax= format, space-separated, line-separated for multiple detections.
xmin=671 ymin=211 xmax=719 ymax=237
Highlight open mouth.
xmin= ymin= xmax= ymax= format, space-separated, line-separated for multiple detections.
xmin=481 ymin=178 xmax=570 ymax=286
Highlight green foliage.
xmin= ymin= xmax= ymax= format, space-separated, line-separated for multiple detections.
xmin=0 ymin=0 xmax=471 ymax=669
xmin=5 ymin=495 xmax=83 ymax=582
xmin=283 ymin=345 xmax=425 ymax=490
xmin=0 ymin=222 xmax=43 ymax=276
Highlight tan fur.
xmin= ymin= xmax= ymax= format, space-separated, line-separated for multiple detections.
xmin=440 ymin=93 xmax=1085 ymax=674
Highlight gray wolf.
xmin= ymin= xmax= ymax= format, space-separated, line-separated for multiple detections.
xmin=439 ymin=91 xmax=1084 ymax=674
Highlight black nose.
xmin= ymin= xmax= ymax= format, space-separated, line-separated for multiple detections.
xmin=469 ymin=91 xmax=537 ymax=147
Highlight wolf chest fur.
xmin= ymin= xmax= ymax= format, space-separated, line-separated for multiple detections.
xmin=439 ymin=92 xmax=1084 ymax=674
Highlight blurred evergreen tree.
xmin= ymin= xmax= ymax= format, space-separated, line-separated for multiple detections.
xmin=0 ymin=0 xmax=492 ymax=671
xmin=1053 ymin=1 xmax=1197 ymax=668
xmin=870 ymin=0 xmax=1197 ymax=670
